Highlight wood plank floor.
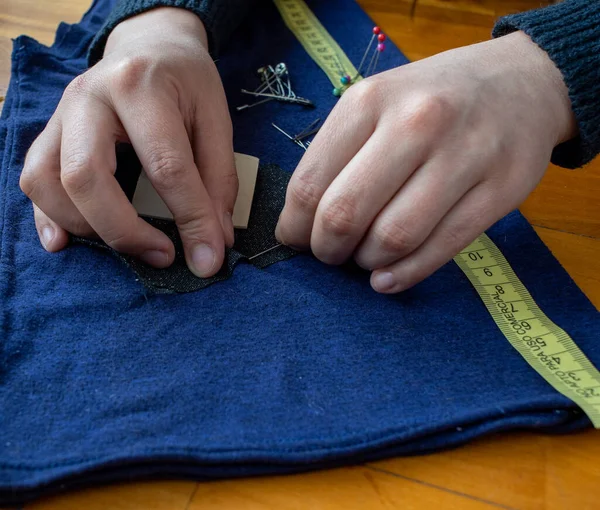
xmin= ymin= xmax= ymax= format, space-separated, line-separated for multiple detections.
xmin=1 ymin=1 xmax=598 ymax=508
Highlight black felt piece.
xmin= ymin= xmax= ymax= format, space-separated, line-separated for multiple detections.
xmin=72 ymin=161 xmax=297 ymax=294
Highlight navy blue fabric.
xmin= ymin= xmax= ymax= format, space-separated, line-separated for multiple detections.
xmin=0 ymin=0 xmax=599 ymax=504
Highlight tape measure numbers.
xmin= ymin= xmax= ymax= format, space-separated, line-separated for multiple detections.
xmin=273 ymin=0 xmax=600 ymax=428
xmin=273 ymin=0 xmax=361 ymax=89
xmin=455 ymin=235 xmax=600 ymax=427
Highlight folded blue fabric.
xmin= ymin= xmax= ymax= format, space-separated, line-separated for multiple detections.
xmin=0 ymin=0 xmax=598 ymax=504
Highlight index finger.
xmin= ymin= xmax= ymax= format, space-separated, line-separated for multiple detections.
xmin=275 ymin=84 xmax=376 ymax=249
xmin=60 ymin=95 xmax=175 ymax=268
xmin=113 ymin=93 xmax=226 ymax=278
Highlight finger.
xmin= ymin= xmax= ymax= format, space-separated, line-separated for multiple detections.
xmin=275 ymin=84 xmax=377 ymax=249
xmin=33 ymin=203 xmax=69 ymax=252
xmin=60 ymin=97 xmax=175 ymax=268
xmin=20 ymin=114 xmax=94 ymax=237
xmin=114 ymin=92 xmax=225 ymax=278
xmin=191 ymin=85 xmax=238 ymax=248
xmin=354 ymin=156 xmax=482 ymax=270
xmin=370 ymin=184 xmax=502 ymax=294
xmin=309 ymin=132 xmax=427 ymax=265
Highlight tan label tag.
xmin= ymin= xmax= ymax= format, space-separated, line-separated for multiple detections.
xmin=132 ymin=153 xmax=259 ymax=229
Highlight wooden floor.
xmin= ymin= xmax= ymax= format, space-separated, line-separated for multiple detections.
xmin=1 ymin=1 xmax=599 ymax=508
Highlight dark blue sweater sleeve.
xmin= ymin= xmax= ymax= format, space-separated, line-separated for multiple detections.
xmin=493 ymin=0 xmax=600 ymax=169
xmin=87 ymin=0 xmax=255 ymax=66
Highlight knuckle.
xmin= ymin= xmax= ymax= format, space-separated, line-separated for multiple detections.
xmin=69 ymin=219 xmax=95 ymax=238
xmin=112 ymin=54 xmax=154 ymax=94
xmin=20 ymin=157 xmax=42 ymax=198
xmin=145 ymin=149 xmax=188 ymax=191
xmin=61 ymin=152 xmax=96 ymax=197
xmin=103 ymin=229 xmax=130 ymax=252
xmin=19 ymin=173 xmax=38 ymax=199
xmin=19 ymin=171 xmax=43 ymax=199
xmin=319 ymin=195 xmax=360 ymax=237
xmin=405 ymin=93 xmax=455 ymax=131
xmin=223 ymin=169 xmax=239 ymax=189
xmin=343 ymin=79 xmax=382 ymax=114
xmin=288 ymin=172 xmax=322 ymax=212
xmin=218 ymin=169 xmax=239 ymax=207
xmin=374 ymin=220 xmax=420 ymax=255
xmin=64 ymin=73 xmax=91 ymax=99
xmin=20 ymin=137 xmax=52 ymax=197
xmin=439 ymin=224 xmax=469 ymax=251
xmin=177 ymin=215 xmax=217 ymax=244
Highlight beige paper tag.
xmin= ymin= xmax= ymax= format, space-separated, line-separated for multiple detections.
xmin=132 ymin=153 xmax=259 ymax=229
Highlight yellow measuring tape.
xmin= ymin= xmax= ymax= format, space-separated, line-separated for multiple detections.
xmin=273 ymin=0 xmax=600 ymax=428
xmin=455 ymin=235 xmax=600 ymax=427
xmin=273 ymin=0 xmax=361 ymax=90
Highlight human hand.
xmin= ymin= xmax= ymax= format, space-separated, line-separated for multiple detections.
xmin=276 ymin=31 xmax=576 ymax=293
xmin=20 ymin=7 xmax=237 ymax=277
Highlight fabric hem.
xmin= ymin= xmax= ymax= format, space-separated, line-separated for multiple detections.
xmin=0 ymin=396 xmax=583 ymax=472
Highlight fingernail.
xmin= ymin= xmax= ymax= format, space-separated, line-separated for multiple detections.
xmin=191 ymin=244 xmax=216 ymax=277
xmin=371 ymin=272 xmax=396 ymax=293
xmin=223 ymin=211 xmax=235 ymax=247
xmin=41 ymin=226 xmax=55 ymax=250
xmin=141 ymin=250 xmax=170 ymax=268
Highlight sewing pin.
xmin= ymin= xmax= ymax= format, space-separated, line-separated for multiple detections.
xmin=365 ymin=39 xmax=386 ymax=78
xmin=242 ymin=90 xmax=314 ymax=107
xmin=268 ymin=65 xmax=286 ymax=97
xmin=238 ymin=65 xmax=284 ymax=110
xmin=236 ymin=97 xmax=274 ymax=111
xmin=253 ymin=66 xmax=278 ymax=95
xmin=248 ymin=244 xmax=284 ymax=261
xmin=355 ymin=26 xmax=380 ymax=78
xmin=330 ymin=55 xmax=353 ymax=97
xmin=293 ymin=118 xmax=321 ymax=142
xmin=272 ymin=123 xmax=308 ymax=150
xmin=275 ymin=63 xmax=296 ymax=98
xmin=238 ymin=63 xmax=314 ymax=110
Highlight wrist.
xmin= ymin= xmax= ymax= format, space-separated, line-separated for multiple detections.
xmin=499 ymin=31 xmax=577 ymax=146
xmin=104 ymin=7 xmax=208 ymax=56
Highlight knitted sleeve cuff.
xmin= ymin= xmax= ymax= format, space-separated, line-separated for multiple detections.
xmin=493 ymin=0 xmax=600 ymax=169
xmin=87 ymin=0 xmax=252 ymax=67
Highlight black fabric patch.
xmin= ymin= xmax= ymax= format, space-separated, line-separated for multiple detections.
xmin=72 ymin=152 xmax=297 ymax=294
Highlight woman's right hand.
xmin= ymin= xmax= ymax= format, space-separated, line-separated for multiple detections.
xmin=20 ymin=7 xmax=238 ymax=278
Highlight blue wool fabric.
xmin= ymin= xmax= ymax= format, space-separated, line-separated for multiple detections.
xmin=0 ymin=0 xmax=599 ymax=504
